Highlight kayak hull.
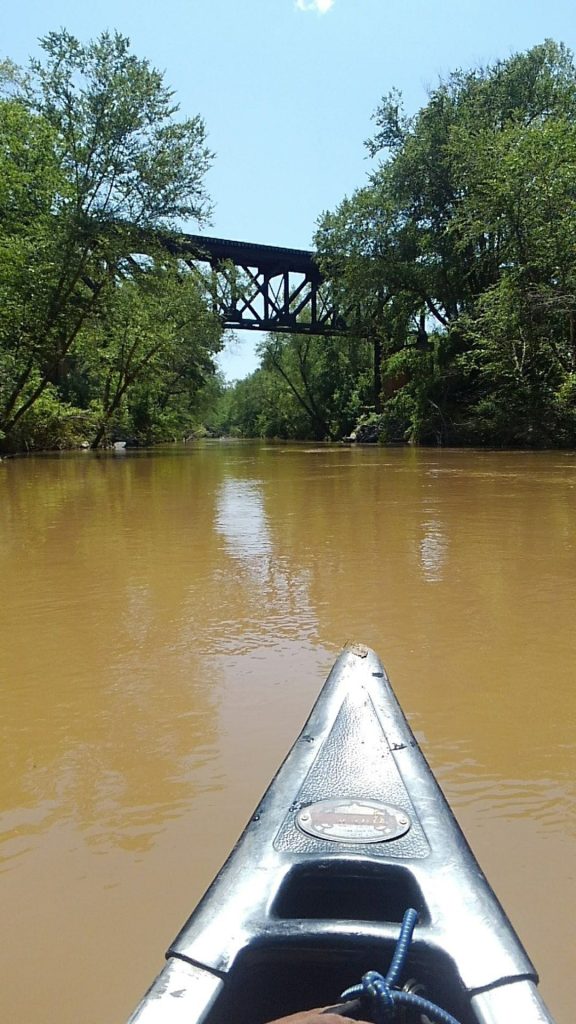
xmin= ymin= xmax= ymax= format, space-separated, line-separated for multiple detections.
xmin=127 ymin=645 xmax=555 ymax=1024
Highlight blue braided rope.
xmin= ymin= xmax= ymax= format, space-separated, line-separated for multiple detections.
xmin=340 ymin=908 xmax=463 ymax=1024
xmin=382 ymin=907 xmax=418 ymax=988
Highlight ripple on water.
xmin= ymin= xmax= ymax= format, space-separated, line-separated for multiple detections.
xmin=438 ymin=764 xmax=576 ymax=834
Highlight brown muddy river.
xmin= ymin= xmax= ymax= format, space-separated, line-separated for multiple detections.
xmin=0 ymin=442 xmax=574 ymax=1023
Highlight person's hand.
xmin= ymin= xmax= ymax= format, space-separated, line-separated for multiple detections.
xmin=265 ymin=1009 xmax=371 ymax=1024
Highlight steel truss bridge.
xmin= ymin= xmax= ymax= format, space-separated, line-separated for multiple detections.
xmin=159 ymin=232 xmax=347 ymax=336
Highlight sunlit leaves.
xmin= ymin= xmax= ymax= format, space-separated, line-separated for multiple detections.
xmin=0 ymin=30 xmax=219 ymax=450
xmin=315 ymin=40 xmax=576 ymax=447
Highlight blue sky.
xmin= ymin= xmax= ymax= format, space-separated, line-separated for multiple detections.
xmin=3 ymin=0 xmax=576 ymax=379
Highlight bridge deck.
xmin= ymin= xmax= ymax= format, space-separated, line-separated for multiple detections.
xmin=169 ymin=233 xmax=319 ymax=277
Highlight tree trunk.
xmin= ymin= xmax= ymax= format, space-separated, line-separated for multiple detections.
xmin=373 ymin=334 xmax=382 ymax=413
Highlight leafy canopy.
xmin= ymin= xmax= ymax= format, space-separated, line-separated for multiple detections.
xmin=0 ymin=30 xmax=220 ymax=450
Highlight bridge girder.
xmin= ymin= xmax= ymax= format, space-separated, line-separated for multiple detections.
xmin=159 ymin=232 xmax=347 ymax=335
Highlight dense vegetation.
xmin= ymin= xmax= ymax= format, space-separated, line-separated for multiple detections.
xmin=224 ymin=40 xmax=576 ymax=447
xmin=210 ymin=332 xmax=374 ymax=441
xmin=0 ymin=30 xmax=223 ymax=452
xmin=2 ymin=36 xmax=576 ymax=450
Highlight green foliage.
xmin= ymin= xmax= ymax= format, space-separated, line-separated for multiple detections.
xmin=6 ymin=387 xmax=95 ymax=451
xmin=224 ymin=367 xmax=309 ymax=440
xmin=76 ymin=264 xmax=221 ymax=447
xmin=314 ymin=40 xmax=576 ymax=448
xmin=235 ymin=332 xmax=374 ymax=440
xmin=26 ymin=29 xmax=213 ymax=228
xmin=4 ymin=36 xmax=576 ymax=449
xmin=0 ymin=30 xmax=221 ymax=452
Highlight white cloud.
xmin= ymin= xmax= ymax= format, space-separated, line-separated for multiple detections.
xmin=295 ymin=0 xmax=335 ymax=13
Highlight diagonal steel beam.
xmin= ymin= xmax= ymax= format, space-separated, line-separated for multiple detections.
xmin=157 ymin=231 xmax=348 ymax=335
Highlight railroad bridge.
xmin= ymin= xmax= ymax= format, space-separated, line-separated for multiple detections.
xmin=160 ymin=232 xmax=346 ymax=336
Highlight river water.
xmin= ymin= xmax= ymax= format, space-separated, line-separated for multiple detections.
xmin=0 ymin=442 xmax=574 ymax=1023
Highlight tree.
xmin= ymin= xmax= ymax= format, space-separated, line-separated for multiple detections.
xmin=0 ymin=99 xmax=70 ymax=445
xmin=315 ymin=40 xmax=576 ymax=446
xmin=452 ymin=118 xmax=576 ymax=444
xmin=237 ymin=332 xmax=371 ymax=440
xmin=76 ymin=263 xmax=222 ymax=447
xmin=0 ymin=30 xmax=215 ymax=449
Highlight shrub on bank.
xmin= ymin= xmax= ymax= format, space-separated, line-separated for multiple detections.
xmin=3 ymin=388 xmax=96 ymax=452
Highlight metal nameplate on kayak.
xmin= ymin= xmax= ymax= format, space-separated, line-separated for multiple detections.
xmin=296 ymin=799 xmax=411 ymax=843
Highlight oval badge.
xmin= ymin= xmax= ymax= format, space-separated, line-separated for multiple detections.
xmin=296 ymin=798 xmax=411 ymax=844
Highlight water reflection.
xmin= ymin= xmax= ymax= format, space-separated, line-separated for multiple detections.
xmin=210 ymin=476 xmax=318 ymax=652
xmin=418 ymin=518 xmax=449 ymax=583
xmin=0 ymin=455 xmax=224 ymax=861
xmin=215 ymin=479 xmax=273 ymax=566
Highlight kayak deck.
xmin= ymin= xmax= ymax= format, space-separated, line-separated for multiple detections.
xmin=127 ymin=645 xmax=555 ymax=1024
